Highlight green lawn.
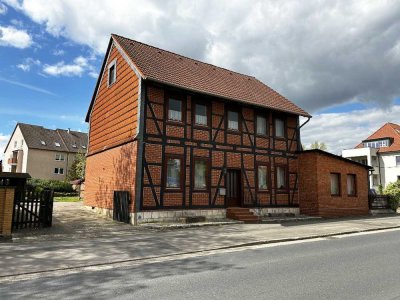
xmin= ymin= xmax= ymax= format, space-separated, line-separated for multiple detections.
xmin=54 ymin=196 xmax=81 ymax=202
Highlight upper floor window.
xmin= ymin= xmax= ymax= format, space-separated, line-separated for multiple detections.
xmin=347 ymin=174 xmax=356 ymax=196
xmin=55 ymin=154 xmax=65 ymax=161
xmin=14 ymin=141 xmax=17 ymax=148
xmin=168 ymin=98 xmax=183 ymax=122
xmin=275 ymin=118 xmax=285 ymax=138
xmin=396 ymin=156 xmax=400 ymax=166
xmin=108 ymin=60 xmax=116 ymax=86
xmin=330 ymin=173 xmax=341 ymax=196
xmin=364 ymin=139 xmax=390 ymax=149
xmin=194 ymin=103 xmax=208 ymax=126
xmin=227 ymin=110 xmax=239 ymax=131
xmin=256 ymin=115 xmax=267 ymax=136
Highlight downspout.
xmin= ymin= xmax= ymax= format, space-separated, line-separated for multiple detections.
xmin=134 ymin=79 xmax=146 ymax=225
xmin=297 ymin=116 xmax=311 ymax=151
xmin=377 ymin=151 xmax=382 ymax=190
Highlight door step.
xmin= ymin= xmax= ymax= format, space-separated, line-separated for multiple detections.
xmin=226 ymin=207 xmax=259 ymax=223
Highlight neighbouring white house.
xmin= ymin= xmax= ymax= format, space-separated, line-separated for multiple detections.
xmin=342 ymin=123 xmax=400 ymax=190
xmin=2 ymin=123 xmax=87 ymax=180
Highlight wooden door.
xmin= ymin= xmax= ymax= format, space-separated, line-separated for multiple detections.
xmin=226 ymin=169 xmax=242 ymax=207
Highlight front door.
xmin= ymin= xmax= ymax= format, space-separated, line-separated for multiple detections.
xmin=226 ymin=169 xmax=242 ymax=207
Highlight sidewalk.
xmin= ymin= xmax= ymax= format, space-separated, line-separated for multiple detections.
xmin=1 ymin=211 xmax=400 ymax=278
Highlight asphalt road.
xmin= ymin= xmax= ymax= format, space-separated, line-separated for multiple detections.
xmin=2 ymin=229 xmax=400 ymax=299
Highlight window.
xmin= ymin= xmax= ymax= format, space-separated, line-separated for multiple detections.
xmin=373 ymin=175 xmax=379 ymax=186
xmin=41 ymin=141 xmax=46 ymax=145
xmin=347 ymin=174 xmax=356 ymax=196
xmin=165 ymin=156 xmax=182 ymax=190
xmin=168 ymin=98 xmax=183 ymax=122
xmin=193 ymin=158 xmax=208 ymax=190
xmin=227 ymin=110 xmax=239 ymax=131
xmin=257 ymin=165 xmax=268 ymax=190
xmin=275 ymin=118 xmax=285 ymax=138
xmin=364 ymin=139 xmax=390 ymax=148
xmin=108 ymin=60 xmax=116 ymax=86
xmin=82 ymin=145 xmax=87 ymax=149
xmin=14 ymin=141 xmax=17 ymax=148
xmin=330 ymin=173 xmax=341 ymax=196
xmin=21 ymin=140 xmax=24 ymax=147
xmin=256 ymin=115 xmax=267 ymax=136
xmin=72 ymin=144 xmax=77 ymax=148
xmin=55 ymin=154 xmax=65 ymax=161
xmin=396 ymin=156 xmax=400 ymax=166
xmin=194 ymin=103 xmax=208 ymax=126
xmin=55 ymin=142 xmax=61 ymax=147
xmin=54 ymin=167 xmax=64 ymax=175
xmin=276 ymin=166 xmax=287 ymax=190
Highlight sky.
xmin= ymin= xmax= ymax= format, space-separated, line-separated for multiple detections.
xmin=0 ymin=0 xmax=399 ymax=158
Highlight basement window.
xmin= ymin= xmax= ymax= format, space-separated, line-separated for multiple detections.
xmin=108 ymin=60 xmax=117 ymax=86
xmin=330 ymin=173 xmax=341 ymax=196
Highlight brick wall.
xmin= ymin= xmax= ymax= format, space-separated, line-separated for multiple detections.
xmin=298 ymin=150 xmax=369 ymax=217
xmin=84 ymin=142 xmax=137 ymax=212
xmin=0 ymin=187 xmax=15 ymax=237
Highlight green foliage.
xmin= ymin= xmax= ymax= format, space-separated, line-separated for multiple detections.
xmin=27 ymin=178 xmax=74 ymax=193
xmin=67 ymin=152 xmax=86 ymax=181
xmin=309 ymin=141 xmax=328 ymax=151
xmin=54 ymin=196 xmax=81 ymax=202
xmin=384 ymin=181 xmax=400 ymax=211
xmin=378 ymin=184 xmax=384 ymax=195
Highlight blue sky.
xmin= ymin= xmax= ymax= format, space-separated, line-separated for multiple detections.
xmin=0 ymin=0 xmax=399 ymax=156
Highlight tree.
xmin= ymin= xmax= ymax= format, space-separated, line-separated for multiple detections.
xmin=309 ymin=141 xmax=328 ymax=151
xmin=67 ymin=152 xmax=86 ymax=181
xmin=384 ymin=180 xmax=400 ymax=211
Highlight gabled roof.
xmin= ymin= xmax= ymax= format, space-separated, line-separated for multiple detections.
xmin=86 ymin=34 xmax=310 ymax=121
xmin=356 ymin=123 xmax=400 ymax=153
xmin=4 ymin=123 xmax=88 ymax=154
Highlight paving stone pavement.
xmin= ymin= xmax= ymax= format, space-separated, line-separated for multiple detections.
xmin=1 ymin=202 xmax=400 ymax=278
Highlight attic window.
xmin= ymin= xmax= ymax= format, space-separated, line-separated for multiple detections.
xmin=55 ymin=142 xmax=61 ymax=147
xmin=41 ymin=141 xmax=46 ymax=145
xmin=108 ymin=60 xmax=116 ymax=86
xmin=82 ymin=145 xmax=87 ymax=149
xmin=72 ymin=144 xmax=77 ymax=148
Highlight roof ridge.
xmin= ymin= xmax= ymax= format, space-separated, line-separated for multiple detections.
xmin=111 ymin=33 xmax=256 ymax=79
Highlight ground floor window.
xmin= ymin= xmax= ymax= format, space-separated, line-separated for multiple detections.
xmin=347 ymin=174 xmax=356 ymax=196
xmin=165 ymin=155 xmax=183 ymax=190
xmin=330 ymin=173 xmax=341 ymax=196
xmin=276 ymin=166 xmax=287 ymax=190
xmin=54 ymin=167 xmax=64 ymax=175
xmin=257 ymin=164 xmax=269 ymax=190
xmin=193 ymin=158 xmax=209 ymax=190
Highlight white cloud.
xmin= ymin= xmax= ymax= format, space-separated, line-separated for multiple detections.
xmin=0 ymin=25 xmax=32 ymax=48
xmin=0 ymin=3 xmax=7 ymax=14
xmin=0 ymin=134 xmax=10 ymax=160
xmin=16 ymin=57 xmax=41 ymax=71
xmin=42 ymin=56 xmax=92 ymax=77
xmin=5 ymin=0 xmax=400 ymax=112
xmin=52 ymin=49 xmax=65 ymax=56
xmin=0 ymin=76 xmax=56 ymax=95
xmin=301 ymin=105 xmax=400 ymax=155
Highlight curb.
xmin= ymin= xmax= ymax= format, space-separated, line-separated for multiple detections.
xmin=1 ymin=224 xmax=400 ymax=280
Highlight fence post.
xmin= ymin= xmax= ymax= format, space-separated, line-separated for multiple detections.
xmin=0 ymin=187 xmax=15 ymax=237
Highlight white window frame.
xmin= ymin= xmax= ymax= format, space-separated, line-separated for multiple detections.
xmin=55 ymin=154 xmax=65 ymax=161
xmin=54 ymin=167 xmax=64 ymax=175
xmin=108 ymin=59 xmax=117 ymax=87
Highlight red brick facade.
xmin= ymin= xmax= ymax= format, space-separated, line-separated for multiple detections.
xmin=298 ymin=150 xmax=369 ymax=217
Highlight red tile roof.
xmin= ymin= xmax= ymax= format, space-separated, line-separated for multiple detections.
xmin=109 ymin=34 xmax=310 ymax=117
xmin=356 ymin=123 xmax=400 ymax=153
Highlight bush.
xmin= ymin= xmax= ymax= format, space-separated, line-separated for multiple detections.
xmin=384 ymin=180 xmax=400 ymax=211
xmin=27 ymin=178 xmax=74 ymax=193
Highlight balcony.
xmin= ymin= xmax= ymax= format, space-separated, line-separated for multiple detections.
xmin=7 ymin=157 xmax=17 ymax=165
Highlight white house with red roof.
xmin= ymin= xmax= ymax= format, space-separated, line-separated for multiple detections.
xmin=342 ymin=123 xmax=400 ymax=190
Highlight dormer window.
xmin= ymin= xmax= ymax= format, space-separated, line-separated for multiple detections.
xmin=72 ymin=144 xmax=77 ymax=148
xmin=108 ymin=60 xmax=116 ymax=86
xmin=364 ymin=139 xmax=390 ymax=148
xmin=82 ymin=145 xmax=87 ymax=149
xmin=41 ymin=141 xmax=46 ymax=146
xmin=55 ymin=142 xmax=61 ymax=147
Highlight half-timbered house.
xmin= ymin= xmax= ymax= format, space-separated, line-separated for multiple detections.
xmin=85 ymin=34 xmax=315 ymax=224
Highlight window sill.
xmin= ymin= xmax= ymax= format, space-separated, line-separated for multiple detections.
xmin=164 ymin=188 xmax=183 ymax=193
xmin=166 ymin=120 xmax=184 ymax=125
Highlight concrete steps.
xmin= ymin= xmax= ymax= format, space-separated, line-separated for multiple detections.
xmin=226 ymin=207 xmax=260 ymax=223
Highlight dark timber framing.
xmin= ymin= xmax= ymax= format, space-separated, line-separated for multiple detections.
xmin=139 ymin=81 xmax=301 ymax=211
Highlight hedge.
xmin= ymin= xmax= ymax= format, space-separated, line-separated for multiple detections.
xmin=27 ymin=178 xmax=74 ymax=193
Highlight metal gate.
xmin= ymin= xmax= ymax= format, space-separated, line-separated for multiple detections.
xmin=113 ymin=191 xmax=130 ymax=223
xmin=13 ymin=189 xmax=54 ymax=230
